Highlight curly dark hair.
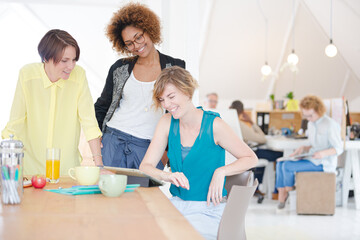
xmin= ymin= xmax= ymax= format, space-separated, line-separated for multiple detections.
xmin=106 ymin=2 xmax=162 ymax=54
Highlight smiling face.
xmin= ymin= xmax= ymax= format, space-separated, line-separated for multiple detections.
xmin=45 ymin=46 xmax=77 ymax=82
xmin=122 ymin=26 xmax=154 ymax=57
xmin=158 ymin=83 xmax=192 ymax=119
xmin=301 ymin=108 xmax=320 ymax=122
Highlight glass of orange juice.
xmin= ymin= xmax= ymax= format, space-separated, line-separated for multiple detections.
xmin=46 ymin=148 xmax=60 ymax=183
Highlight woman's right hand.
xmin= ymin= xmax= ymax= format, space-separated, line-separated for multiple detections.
xmin=161 ymin=171 xmax=190 ymax=190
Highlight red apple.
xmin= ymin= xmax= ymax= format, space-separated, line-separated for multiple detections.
xmin=31 ymin=175 xmax=46 ymax=189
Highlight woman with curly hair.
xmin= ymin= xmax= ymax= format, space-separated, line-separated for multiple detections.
xmin=275 ymin=95 xmax=343 ymax=210
xmin=95 ymin=3 xmax=185 ymax=169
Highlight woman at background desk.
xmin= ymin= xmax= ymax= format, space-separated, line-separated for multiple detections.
xmin=230 ymin=100 xmax=282 ymax=201
xmin=2 ymin=29 xmax=103 ymax=175
xmin=276 ymin=95 xmax=343 ymax=210
xmin=229 ymin=100 xmax=266 ymax=144
xmin=95 ymin=3 xmax=185 ymax=169
xmin=140 ymin=66 xmax=257 ymax=239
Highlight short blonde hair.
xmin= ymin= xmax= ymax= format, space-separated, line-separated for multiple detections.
xmin=300 ymin=95 xmax=326 ymax=116
xmin=153 ymin=66 xmax=198 ymax=109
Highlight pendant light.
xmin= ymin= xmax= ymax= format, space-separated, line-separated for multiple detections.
xmin=258 ymin=0 xmax=272 ymax=76
xmin=261 ymin=63 xmax=272 ymax=76
xmin=287 ymin=0 xmax=298 ymax=65
xmin=260 ymin=21 xmax=271 ymax=76
xmin=325 ymin=0 xmax=337 ymax=57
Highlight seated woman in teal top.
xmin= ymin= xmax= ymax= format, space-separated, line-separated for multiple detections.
xmin=140 ymin=66 xmax=258 ymax=240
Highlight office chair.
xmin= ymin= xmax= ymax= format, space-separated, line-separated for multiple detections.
xmin=217 ymin=171 xmax=258 ymax=240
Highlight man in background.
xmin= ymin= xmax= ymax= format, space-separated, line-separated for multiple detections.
xmin=205 ymin=92 xmax=218 ymax=109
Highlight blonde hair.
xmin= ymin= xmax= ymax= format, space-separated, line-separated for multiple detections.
xmin=153 ymin=66 xmax=198 ymax=109
xmin=300 ymin=95 xmax=326 ymax=116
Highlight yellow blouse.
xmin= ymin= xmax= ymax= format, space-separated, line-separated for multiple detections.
xmin=2 ymin=63 xmax=102 ymax=176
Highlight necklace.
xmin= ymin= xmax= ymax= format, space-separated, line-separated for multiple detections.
xmin=140 ymin=82 xmax=150 ymax=112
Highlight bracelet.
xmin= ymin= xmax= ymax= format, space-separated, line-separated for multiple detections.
xmin=96 ymin=164 xmax=104 ymax=169
xmin=92 ymin=154 xmax=102 ymax=159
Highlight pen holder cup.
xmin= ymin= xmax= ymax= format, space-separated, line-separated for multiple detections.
xmin=0 ymin=135 xmax=24 ymax=205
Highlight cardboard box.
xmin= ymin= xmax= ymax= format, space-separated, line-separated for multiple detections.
xmin=296 ymin=172 xmax=336 ymax=215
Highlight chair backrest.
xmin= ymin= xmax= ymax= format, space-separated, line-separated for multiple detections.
xmin=216 ymin=109 xmax=243 ymax=165
xmin=218 ymin=171 xmax=258 ymax=240
xmin=225 ymin=171 xmax=254 ymax=194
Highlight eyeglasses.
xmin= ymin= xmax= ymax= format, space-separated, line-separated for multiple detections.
xmin=302 ymin=111 xmax=315 ymax=119
xmin=124 ymin=31 xmax=145 ymax=51
xmin=302 ymin=114 xmax=313 ymax=119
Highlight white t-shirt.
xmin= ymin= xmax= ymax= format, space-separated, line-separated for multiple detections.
xmin=106 ymin=72 xmax=163 ymax=139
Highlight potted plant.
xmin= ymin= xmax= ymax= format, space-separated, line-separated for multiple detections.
xmin=286 ymin=91 xmax=294 ymax=100
xmin=285 ymin=91 xmax=299 ymax=111
xmin=270 ymin=94 xmax=276 ymax=110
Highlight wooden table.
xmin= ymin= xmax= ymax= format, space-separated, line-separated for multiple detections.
xmin=0 ymin=177 xmax=203 ymax=240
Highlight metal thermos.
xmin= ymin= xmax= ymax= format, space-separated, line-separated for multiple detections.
xmin=0 ymin=134 xmax=24 ymax=204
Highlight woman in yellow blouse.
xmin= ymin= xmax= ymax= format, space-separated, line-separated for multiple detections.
xmin=2 ymin=29 xmax=103 ymax=176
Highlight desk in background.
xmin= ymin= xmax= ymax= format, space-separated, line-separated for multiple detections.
xmin=256 ymin=111 xmax=302 ymax=135
xmin=0 ymin=177 xmax=203 ymax=240
xmin=342 ymin=140 xmax=360 ymax=210
xmin=265 ymin=135 xmax=309 ymax=156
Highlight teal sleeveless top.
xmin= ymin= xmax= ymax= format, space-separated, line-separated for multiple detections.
xmin=168 ymin=107 xmax=227 ymax=201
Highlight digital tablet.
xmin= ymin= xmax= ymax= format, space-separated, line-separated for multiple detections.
xmin=104 ymin=166 xmax=163 ymax=187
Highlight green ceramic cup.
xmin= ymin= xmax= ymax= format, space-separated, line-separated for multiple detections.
xmin=98 ymin=174 xmax=127 ymax=197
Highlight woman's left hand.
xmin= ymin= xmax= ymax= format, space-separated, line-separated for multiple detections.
xmin=207 ymin=168 xmax=226 ymax=206
xmin=100 ymin=168 xmax=114 ymax=175
xmin=312 ymin=151 xmax=325 ymax=159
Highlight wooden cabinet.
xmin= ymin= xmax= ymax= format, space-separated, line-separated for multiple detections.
xmin=256 ymin=110 xmax=302 ymax=134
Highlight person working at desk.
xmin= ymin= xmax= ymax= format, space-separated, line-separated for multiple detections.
xmin=229 ymin=100 xmax=266 ymax=144
xmin=276 ymin=95 xmax=343 ymax=210
xmin=140 ymin=66 xmax=257 ymax=240
xmin=230 ymin=100 xmax=282 ymax=201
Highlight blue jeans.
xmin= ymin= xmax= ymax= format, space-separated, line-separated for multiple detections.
xmin=275 ymin=159 xmax=323 ymax=188
xmin=101 ymin=127 xmax=164 ymax=169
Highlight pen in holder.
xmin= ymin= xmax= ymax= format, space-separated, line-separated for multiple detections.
xmin=0 ymin=135 xmax=24 ymax=205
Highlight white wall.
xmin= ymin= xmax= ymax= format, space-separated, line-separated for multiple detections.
xmin=1 ymin=0 xmax=359 ymax=133
xmin=0 ymin=0 xmax=203 ymax=130
xmin=199 ymin=0 xmax=360 ymax=112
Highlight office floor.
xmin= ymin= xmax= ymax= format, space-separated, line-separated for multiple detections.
xmin=159 ymin=165 xmax=360 ymax=240
xmin=246 ymin=197 xmax=360 ymax=240
xmin=160 ymin=182 xmax=360 ymax=239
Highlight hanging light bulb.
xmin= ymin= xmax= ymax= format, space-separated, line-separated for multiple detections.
xmin=325 ymin=0 xmax=337 ymax=58
xmin=261 ymin=62 xmax=272 ymax=76
xmin=325 ymin=40 xmax=337 ymax=57
xmin=257 ymin=0 xmax=272 ymax=78
xmin=287 ymin=49 xmax=299 ymax=65
xmin=287 ymin=0 xmax=299 ymax=66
